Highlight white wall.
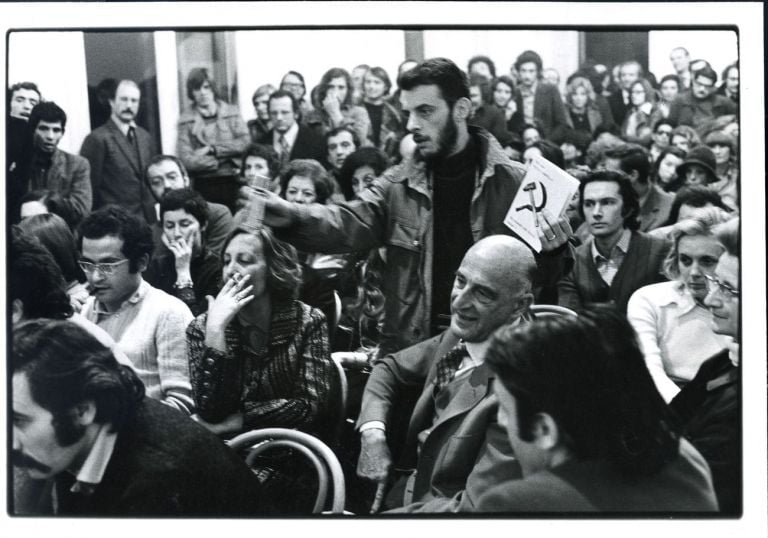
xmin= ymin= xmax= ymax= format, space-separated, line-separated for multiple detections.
xmin=234 ymin=29 xmax=406 ymax=121
xmin=154 ymin=31 xmax=181 ymax=155
xmin=648 ymin=30 xmax=738 ymax=82
xmin=422 ymin=30 xmax=580 ymax=96
xmin=8 ymin=32 xmax=91 ymax=154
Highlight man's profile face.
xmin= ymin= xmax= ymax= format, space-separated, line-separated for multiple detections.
xmin=253 ymin=93 xmax=271 ymax=120
xmin=10 ymin=88 xmax=40 ymax=120
xmin=326 ymin=130 xmax=356 ymax=171
xmin=12 ymin=372 xmax=88 ymax=480
xmin=619 ymin=64 xmax=640 ymax=91
xmin=269 ymin=96 xmax=296 ymax=134
xmin=691 ymin=75 xmax=716 ymax=100
xmin=400 ymin=84 xmax=457 ymax=162
xmin=518 ymin=62 xmax=538 ymax=88
xmin=582 ymin=180 xmax=626 ymax=238
xmin=468 ymin=85 xmax=484 ymax=112
xmin=704 ymin=252 xmax=739 ymax=337
xmin=147 ymin=159 xmax=189 ymax=201
xmin=495 ymin=383 xmax=551 ymax=478
xmin=110 ymin=82 xmax=140 ymax=124
xmin=449 ymin=248 xmax=526 ymax=343
xmin=32 ymin=120 xmax=64 ymax=154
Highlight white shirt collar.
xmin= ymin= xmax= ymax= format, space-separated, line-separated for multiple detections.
xmin=274 ymin=121 xmax=299 ymax=147
xmin=111 ymin=116 xmax=137 ymax=137
xmin=71 ymin=423 xmax=118 ymax=491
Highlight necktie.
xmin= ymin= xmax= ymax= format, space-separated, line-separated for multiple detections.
xmin=278 ymin=134 xmax=291 ymax=167
xmin=434 ymin=342 xmax=468 ymax=395
xmin=127 ymin=126 xmax=136 ymax=144
xmin=127 ymin=126 xmax=141 ymax=170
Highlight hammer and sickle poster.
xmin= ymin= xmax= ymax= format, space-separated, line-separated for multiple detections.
xmin=504 ymin=154 xmax=580 ymax=252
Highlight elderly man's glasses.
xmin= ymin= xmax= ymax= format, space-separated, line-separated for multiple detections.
xmin=78 ymin=259 xmax=129 ymax=276
xmin=703 ymin=273 xmax=739 ymax=299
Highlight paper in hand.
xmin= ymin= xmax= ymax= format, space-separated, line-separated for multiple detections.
xmin=503 ymin=154 xmax=580 ymax=252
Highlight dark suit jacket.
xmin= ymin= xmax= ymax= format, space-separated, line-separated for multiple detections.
xmin=28 ymin=148 xmax=92 ymax=225
xmin=557 ymin=231 xmax=669 ymax=313
xmin=638 ymin=185 xmax=674 ymax=232
xmin=359 ymin=329 xmax=521 ymax=512
xmin=608 ymin=89 xmax=631 ymax=127
xmin=670 ymin=349 xmax=741 ymax=514
xmin=258 ymin=124 xmax=326 ymax=163
xmin=474 ymin=439 xmax=718 ymax=512
xmin=80 ymin=119 xmax=156 ymax=221
xmin=13 ymin=398 xmax=267 ymax=516
xmin=512 ymin=82 xmax=568 ymax=138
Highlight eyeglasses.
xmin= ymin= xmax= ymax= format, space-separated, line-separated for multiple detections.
xmin=703 ymin=273 xmax=739 ymax=299
xmin=78 ymin=259 xmax=129 ymax=276
xmin=656 ymin=129 xmax=672 ymax=136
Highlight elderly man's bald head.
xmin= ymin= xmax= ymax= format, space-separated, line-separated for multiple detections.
xmin=450 ymin=235 xmax=537 ymax=343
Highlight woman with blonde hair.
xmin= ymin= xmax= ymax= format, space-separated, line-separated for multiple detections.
xmin=564 ymin=76 xmax=604 ymax=136
xmin=627 ymin=208 xmax=733 ymax=403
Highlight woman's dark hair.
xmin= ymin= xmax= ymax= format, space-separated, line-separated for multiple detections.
xmin=365 ymin=66 xmax=392 ymax=96
xmin=279 ymin=159 xmax=334 ymax=205
xmin=186 ymin=67 xmax=217 ymax=102
xmin=485 ymin=305 xmax=681 ymax=479
xmin=17 ymin=213 xmax=83 ymax=284
xmin=652 ymin=146 xmax=687 ymax=192
xmin=491 ymin=76 xmax=516 ymax=101
xmin=578 ymin=169 xmax=641 ymax=231
xmin=221 ymin=227 xmax=303 ymax=303
xmin=317 ymin=68 xmax=354 ymax=108
xmin=13 ymin=319 xmax=145 ymax=444
xmin=398 ymin=58 xmax=469 ymax=110
xmin=467 ymin=55 xmax=497 ymax=79
xmin=337 ymin=147 xmax=389 ymax=200
xmin=77 ymin=205 xmax=154 ymax=273
xmin=665 ymin=184 xmax=733 ymax=226
xmin=241 ymin=143 xmax=280 ymax=180
xmin=10 ymin=227 xmax=73 ymax=320
xmin=160 ymin=188 xmax=209 ymax=229
xmin=514 ymin=50 xmax=543 ymax=73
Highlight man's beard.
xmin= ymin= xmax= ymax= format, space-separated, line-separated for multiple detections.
xmin=414 ymin=116 xmax=459 ymax=165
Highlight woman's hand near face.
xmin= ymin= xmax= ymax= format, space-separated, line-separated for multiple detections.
xmin=204 ymin=274 xmax=254 ymax=351
xmin=162 ymin=232 xmax=194 ymax=280
xmin=323 ymin=89 xmax=344 ymax=124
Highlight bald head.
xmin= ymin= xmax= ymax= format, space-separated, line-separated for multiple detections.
xmin=450 ymin=235 xmax=536 ymax=343
xmin=110 ymin=79 xmax=141 ymax=125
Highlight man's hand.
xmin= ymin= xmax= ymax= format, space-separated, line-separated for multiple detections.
xmin=357 ymin=428 xmax=393 ymax=512
xmin=193 ymin=145 xmax=213 ymax=157
xmin=250 ymin=187 xmax=297 ymax=228
xmin=537 ymin=208 xmax=573 ymax=252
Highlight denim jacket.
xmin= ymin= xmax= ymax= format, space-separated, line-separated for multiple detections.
xmin=281 ymin=127 xmax=571 ymax=356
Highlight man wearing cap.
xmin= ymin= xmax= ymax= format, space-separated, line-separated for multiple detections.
xmin=676 ymin=145 xmax=736 ymax=210
xmin=668 ymin=64 xmax=737 ymax=131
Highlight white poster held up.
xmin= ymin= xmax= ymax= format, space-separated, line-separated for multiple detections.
xmin=503 ymin=154 xmax=580 ymax=253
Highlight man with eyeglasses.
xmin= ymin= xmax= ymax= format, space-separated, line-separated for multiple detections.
xmin=670 ymin=216 xmax=740 ymax=514
xmin=668 ymin=64 xmax=737 ymax=131
xmin=78 ymin=205 xmax=194 ymax=415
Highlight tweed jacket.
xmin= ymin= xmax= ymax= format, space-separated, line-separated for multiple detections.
xmin=277 ymin=126 xmax=572 ymax=356
xmin=177 ymin=101 xmax=250 ymax=179
xmin=638 ymin=184 xmax=675 ymax=232
xmin=27 ymin=147 xmax=92 ymax=225
xmin=359 ymin=329 xmax=521 ymax=512
xmin=670 ymin=349 xmax=741 ymax=514
xmin=13 ymin=398 xmax=266 ymax=516
xmin=257 ymin=124 xmax=326 ymax=163
xmin=80 ymin=118 xmax=156 ymax=221
xmin=564 ymin=104 xmax=604 ymax=135
xmin=187 ymin=300 xmax=338 ymax=442
xmin=667 ymin=91 xmax=738 ymax=131
xmin=472 ymin=439 xmax=717 ymax=513
xmin=557 ymin=231 xmax=669 ymax=313
xmin=512 ymin=82 xmax=568 ymax=138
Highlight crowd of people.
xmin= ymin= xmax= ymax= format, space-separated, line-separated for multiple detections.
xmin=7 ymin=43 xmax=741 ymax=517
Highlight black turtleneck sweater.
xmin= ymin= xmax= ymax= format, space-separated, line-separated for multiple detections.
xmin=431 ymin=135 xmax=479 ymax=330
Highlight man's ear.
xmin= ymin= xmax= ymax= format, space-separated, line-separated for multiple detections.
xmin=12 ymin=299 xmax=24 ymax=325
xmin=531 ymin=412 xmax=560 ymax=451
xmin=71 ymin=400 xmax=97 ymax=427
xmin=628 ymin=169 xmax=639 ymax=182
xmin=136 ymin=253 xmax=150 ymax=273
xmin=452 ymin=97 xmax=472 ymax=122
xmin=513 ymin=292 xmax=535 ymax=319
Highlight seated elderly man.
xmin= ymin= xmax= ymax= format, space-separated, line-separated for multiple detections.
xmin=357 ymin=235 xmax=535 ymax=512
xmin=78 ymin=205 xmax=194 ymax=414
xmin=473 ymin=306 xmax=718 ymax=512
xmin=12 ymin=319 xmax=265 ymax=516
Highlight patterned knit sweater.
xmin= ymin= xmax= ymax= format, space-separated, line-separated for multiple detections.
xmin=187 ymin=300 xmax=337 ymax=441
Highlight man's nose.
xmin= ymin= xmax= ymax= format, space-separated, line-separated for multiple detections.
xmin=703 ymin=288 xmax=718 ymax=308
xmin=406 ymin=114 xmax=420 ymax=133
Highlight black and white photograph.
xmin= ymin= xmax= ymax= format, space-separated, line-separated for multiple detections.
xmin=3 ymin=1 xmax=765 ymax=535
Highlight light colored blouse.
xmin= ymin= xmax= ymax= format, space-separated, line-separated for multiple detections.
xmin=627 ymin=280 xmax=729 ymax=402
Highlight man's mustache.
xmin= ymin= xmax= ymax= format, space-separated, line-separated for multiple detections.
xmin=12 ymin=449 xmax=52 ymax=474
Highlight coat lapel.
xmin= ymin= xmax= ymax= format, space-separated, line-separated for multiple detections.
xmin=107 ymin=121 xmax=141 ymax=175
xmin=429 ymin=363 xmax=493 ymax=433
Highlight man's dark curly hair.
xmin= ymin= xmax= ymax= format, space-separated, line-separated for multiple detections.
xmin=77 ymin=205 xmax=154 ymax=273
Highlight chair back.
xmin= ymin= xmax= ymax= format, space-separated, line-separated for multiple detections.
xmin=228 ymin=428 xmax=346 ymax=514
xmin=530 ymin=304 xmax=579 ymax=318
xmin=329 ymin=353 xmax=349 ymax=442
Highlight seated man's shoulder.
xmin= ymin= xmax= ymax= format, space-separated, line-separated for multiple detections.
xmin=207 ymin=201 xmax=233 ymax=220
xmin=476 ymin=467 xmax=595 ymax=512
xmin=144 ymin=282 xmax=193 ymax=319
